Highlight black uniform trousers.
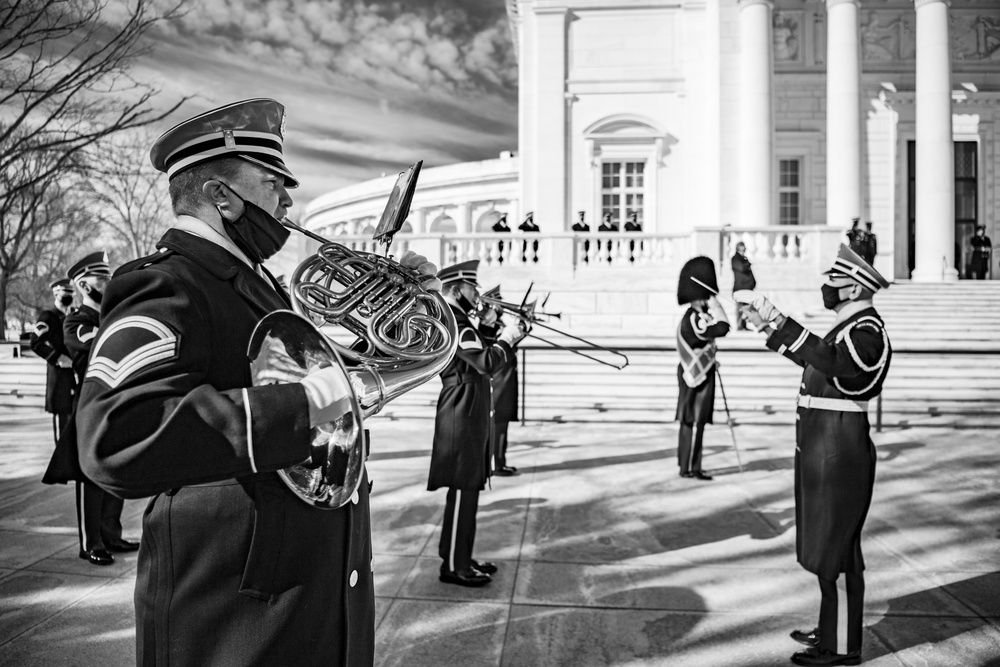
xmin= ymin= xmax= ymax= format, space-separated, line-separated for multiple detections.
xmin=494 ymin=420 xmax=511 ymax=470
xmin=676 ymin=366 xmax=716 ymax=475
xmin=438 ymin=488 xmax=480 ymax=573
xmin=75 ymin=480 xmax=124 ymax=552
xmin=52 ymin=413 xmax=71 ymax=447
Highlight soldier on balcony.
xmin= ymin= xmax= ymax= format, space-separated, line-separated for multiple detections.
xmin=598 ymin=212 xmax=618 ymax=263
xmin=518 ymin=211 xmax=540 ymax=263
xmin=572 ymin=211 xmax=591 ymax=263
xmin=624 ymin=210 xmax=643 ymax=262
xmin=491 ymin=213 xmax=511 ymax=263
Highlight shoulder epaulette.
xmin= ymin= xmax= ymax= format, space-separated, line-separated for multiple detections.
xmin=114 ymin=248 xmax=175 ymax=277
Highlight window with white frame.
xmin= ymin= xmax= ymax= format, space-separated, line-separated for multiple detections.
xmin=601 ymin=161 xmax=645 ymax=225
xmin=778 ymin=158 xmax=801 ymax=225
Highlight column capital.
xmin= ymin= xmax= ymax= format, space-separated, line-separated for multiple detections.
xmin=738 ymin=0 xmax=772 ymax=9
xmin=826 ymin=0 xmax=859 ymax=8
xmin=914 ymin=0 xmax=950 ymax=9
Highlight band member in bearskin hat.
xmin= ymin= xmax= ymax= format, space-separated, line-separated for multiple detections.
xmin=736 ymin=244 xmax=892 ymax=666
xmin=674 ymin=256 xmax=730 ymax=481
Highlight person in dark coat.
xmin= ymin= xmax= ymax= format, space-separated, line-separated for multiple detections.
xmin=429 ymin=260 xmax=524 ymax=587
xmin=598 ymin=212 xmax=618 ymax=263
xmin=731 ymin=242 xmax=756 ymax=330
xmin=28 ymin=279 xmax=76 ymax=443
xmin=846 ymin=218 xmax=866 ymax=258
xmin=74 ymin=99 xmax=440 ymax=666
xmin=970 ymin=225 xmax=992 ymax=279
xmin=863 ymin=222 xmax=877 ymax=266
xmin=572 ymin=211 xmax=591 ymax=263
xmin=479 ymin=286 xmax=520 ymax=477
xmin=624 ymin=211 xmax=643 ymax=262
xmin=675 ymin=257 xmax=730 ymax=481
xmin=737 ymin=244 xmax=892 ymax=667
xmin=42 ymin=252 xmax=136 ymax=566
xmin=492 ymin=213 xmax=511 ymax=263
xmin=519 ymin=211 xmax=540 ymax=263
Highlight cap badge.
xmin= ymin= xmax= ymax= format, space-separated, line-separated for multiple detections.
xmin=279 ymin=112 xmax=287 ymax=138
xmin=223 ymin=129 xmax=236 ymax=150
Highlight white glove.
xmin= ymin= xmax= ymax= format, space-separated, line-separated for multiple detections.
xmin=56 ymin=354 xmax=72 ymax=368
xmin=498 ymin=319 xmax=526 ymax=346
xmin=299 ymin=365 xmax=354 ymax=427
xmin=399 ymin=250 xmax=441 ymax=292
xmin=733 ymin=290 xmax=783 ymax=323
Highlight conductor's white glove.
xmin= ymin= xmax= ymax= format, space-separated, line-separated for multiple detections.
xmin=399 ymin=250 xmax=441 ymax=292
xmin=300 ymin=365 xmax=354 ymax=427
xmin=733 ymin=290 xmax=783 ymax=323
xmin=498 ymin=319 xmax=526 ymax=346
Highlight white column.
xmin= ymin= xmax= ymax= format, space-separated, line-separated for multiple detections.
xmin=826 ymin=0 xmax=862 ymax=228
xmin=455 ymin=203 xmax=472 ymax=234
xmin=412 ymin=208 xmax=427 ymax=234
xmin=738 ymin=0 xmax=774 ymax=227
xmin=532 ymin=7 xmax=568 ymax=230
xmin=912 ymin=0 xmax=957 ymax=281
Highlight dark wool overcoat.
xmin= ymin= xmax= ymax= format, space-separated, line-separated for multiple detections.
xmin=74 ymin=228 xmax=375 ymax=667
xmin=429 ymin=305 xmax=514 ymax=491
xmin=28 ymin=307 xmax=75 ymax=414
xmin=767 ymin=307 xmax=891 ymax=579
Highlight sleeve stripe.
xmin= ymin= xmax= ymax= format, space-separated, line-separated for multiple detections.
xmin=788 ymin=329 xmax=809 ymax=353
xmin=243 ymin=388 xmax=257 ymax=474
xmin=77 ymin=325 xmax=97 ymax=343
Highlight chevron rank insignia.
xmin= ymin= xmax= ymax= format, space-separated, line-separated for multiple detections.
xmin=32 ymin=321 xmax=49 ymax=336
xmin=86 ymin=316 xmax=179 ymax=388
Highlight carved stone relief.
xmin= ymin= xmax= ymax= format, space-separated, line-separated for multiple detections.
xmin=773 ymin=11 xmax=802 ymax=63
xmin=952 ymin=13 xmax=1000 ymax=61
xmin=860 ymin=10 xmax=915 ymax=62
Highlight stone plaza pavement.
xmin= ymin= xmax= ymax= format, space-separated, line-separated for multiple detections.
xmin=0 ymin=411 xmax=998 ymax=667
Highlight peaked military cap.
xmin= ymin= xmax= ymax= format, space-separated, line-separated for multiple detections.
xmin=438 ymin=260 xmax=480 ymax=287
xmin=67 ymin=251 xmax=111 ymax=281
xmin=677 ymin=256 xmax=719 ymax=305
xmin=49 ymin=278 xmax=73 ymax=293
xmin=823 ymin=244 xmax=890 ymax=292
xmin=150 ymin=98 xmax=299 ymax=188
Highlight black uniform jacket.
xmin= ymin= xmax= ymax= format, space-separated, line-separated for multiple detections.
xmin=42 ymin=305 xmax=102 ymax=484
xmin=481 ymin=319 xmax=518 ymax=423
xmin=75 ymin=228 xmax=375 ymax=667
xmin=731 ymin=253 xmax=757 ymax=292
xmin=675 ymin=307 xmax=729 ymax=425
xmin=429 ymin=305 xmax=514 ymax=491
xmin=767 ymin=307 xmax=891 ymax=579
xmin=28 ymin=307 xmax=74 ymax=414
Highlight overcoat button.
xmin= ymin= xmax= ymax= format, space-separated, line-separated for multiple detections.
xmin=351 ymin=490 xmax=359 ymax=505
xmin=350 ymin=570 xmax=358 ymax=587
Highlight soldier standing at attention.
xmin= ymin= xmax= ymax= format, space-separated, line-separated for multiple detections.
xmin=846 ymin=218 xmax=866 ymax=258
xmin=675 ymin=257 xmax=730 ymax=481
xmin=518 ymin=211 xmax=540 ymax=263
xmin=429 ymin=260 xmax=525 ymax=586
xmin=572 ymin=211 xmax=591 ymax=263
xmin=43 ymin=252 xmax=138 ymax=565
xmin=737 ymin=244 xmax=891 ymax=667
xmin=29 ymin=279 xmax=76 ymax=444
xmin=479 ymin=286 xmax=521 ymax=477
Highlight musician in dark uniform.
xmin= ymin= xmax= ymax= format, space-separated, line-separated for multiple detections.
xmin=29 ymin=279 xmax=76 ymax=443
xmin=42 ymin=252 xmax=136 ymax=565
xmin=518 ymin=211 xmax=540 ymax=262
xmin=479 ymin=286 xmax=520 ymax=476
xmin=970 ymin=225 xmax=992 ymax=279
xmin=74 ymin=99 xmax=439 ymax=666
xmin=429 ymin=260 xmax=524 ymax=586
xmin=572 ymin=211 xmax=591 ymax=263
xmin=737 ymin=244 xmax=891 ymax=667
xmin=674 ymin=257 xmax=730 ymax=481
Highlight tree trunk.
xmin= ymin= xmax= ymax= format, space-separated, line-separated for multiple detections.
xmin=0 ymin=272 xmax=9 ymax=342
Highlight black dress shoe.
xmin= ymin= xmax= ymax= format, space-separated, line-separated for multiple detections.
xmin=690 ymin=471 xmax=713 ymax=481
xmin=471 ymin=559 xmax=498 ymax=575
xmin=105 ymin=538 xmax=140 ymax=552
xmin=439 ymin=568 xmax=491 ymax=587
xmin=495 ymin=466 xmax=519 ymax=477
xmin=79 ymin=549 xmax=114 ymax=566
xmin=790 ymin=627 xmax=820 ymax=647
xmin=791 ymin=647 xmax=861 ymax=666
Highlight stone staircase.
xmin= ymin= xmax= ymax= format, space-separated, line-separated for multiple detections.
xmin=3 ymin=282 xmax=999 ymax=426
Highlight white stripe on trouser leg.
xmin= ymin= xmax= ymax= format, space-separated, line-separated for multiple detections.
xmin=449 ymin=490 xmax=461 ymax=572
xmin=688 ymin=427 xmax=697 ymax=472
xmin=77 ymin=482 xmax=88 ymax=550
xmin=838 ymin=578 xmax=848 ymax=654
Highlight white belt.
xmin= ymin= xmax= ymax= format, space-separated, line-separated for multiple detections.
xmin=797 ymin=395 xmax=869 ymax=412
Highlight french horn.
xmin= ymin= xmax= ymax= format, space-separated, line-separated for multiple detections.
xmin=248 ymin=162 xmax=457 ymax=508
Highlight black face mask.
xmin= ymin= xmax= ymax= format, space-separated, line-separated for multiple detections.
xmin=456 ymin=291 xmax=478 ymax=316
xmin=218 ymin=186 xmax=290 ymax=264
xmin=821 ymin=284 xmax=850 ymax=311
xmin=59 ymin=295 xmax=73 ymax=307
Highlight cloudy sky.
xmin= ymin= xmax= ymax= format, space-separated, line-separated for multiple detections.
xmin=135 ymin=0 xmax=519 ymax=212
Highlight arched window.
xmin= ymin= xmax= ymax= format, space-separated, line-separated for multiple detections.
xmin=398 ymin=221 xmax=413 ymax=234
xmin=429 ymin=216 xmax=457 ymax=234
xmin=475 ymin=210 xmax=504 ymax=233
